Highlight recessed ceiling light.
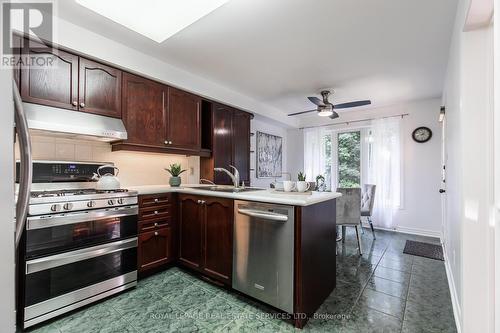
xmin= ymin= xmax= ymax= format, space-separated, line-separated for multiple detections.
xmin=75 ymin=0 xmax=230 ymax=43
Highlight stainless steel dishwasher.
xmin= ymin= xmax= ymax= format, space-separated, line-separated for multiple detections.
xmin=233 ymin=200 xmax=294 ymax=313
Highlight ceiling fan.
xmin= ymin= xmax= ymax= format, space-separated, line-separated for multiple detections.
xmin=288 ymin=90 xmax=371 ymax=119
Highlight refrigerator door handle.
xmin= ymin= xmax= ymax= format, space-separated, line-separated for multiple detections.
xmin=13 ymin=80 xmax=32 ymax=248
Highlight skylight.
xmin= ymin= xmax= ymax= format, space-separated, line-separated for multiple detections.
xmin=75 ymin=0 xmax=230 ymax=43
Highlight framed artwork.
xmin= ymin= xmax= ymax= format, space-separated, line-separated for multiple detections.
xmin=256 ymin=131 xmax=283 ymax=178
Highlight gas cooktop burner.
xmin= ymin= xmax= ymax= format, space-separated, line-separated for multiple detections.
xmin=31 ymin=189 xmax=130 ymax=198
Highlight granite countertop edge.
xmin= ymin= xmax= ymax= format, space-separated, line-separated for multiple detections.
xmin=127 ymin=184 xmax=341 ymax=207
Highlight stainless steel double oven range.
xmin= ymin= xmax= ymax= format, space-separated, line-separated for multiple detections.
xmin=17 ymin=161 xmax=139 ymax=329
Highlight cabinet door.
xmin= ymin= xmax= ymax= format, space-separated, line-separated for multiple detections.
xmin=178 ymin=195 xmax=203 ymax=270
xmin=138 ymin=227 xmax=172 ymax=272
xmin=79 ymin=58 xmax=122 ymax=118
xmin=20 ymin=40 xmax=78 ymax=110
xmin=202 ymin=197 xmax=233 ymax=284
xmin=122 ymin=73 xmax=167 ymax=147
xmin=167 ymin=88 xmax=201 ymax=151
xmin=232 ymin=110 xmax=251 ymax=185
xmin=212 ymin=104 xmax=233 ymax=185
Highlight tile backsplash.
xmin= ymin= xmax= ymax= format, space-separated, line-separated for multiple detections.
xmin=16 ymin=134 xmax=200 ymax=187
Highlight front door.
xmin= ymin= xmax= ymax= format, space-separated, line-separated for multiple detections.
xmin=440 ymin=110 xmax=447 ymax=243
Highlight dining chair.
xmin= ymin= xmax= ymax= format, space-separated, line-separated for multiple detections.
xmin=336 ymin=188 xmax=363 ymax=255
xmin=360 ymin=184 xmax=376 ymax=239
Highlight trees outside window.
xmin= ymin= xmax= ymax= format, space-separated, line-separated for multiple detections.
xmin=337 ymin=131 xmax=361 ymax=188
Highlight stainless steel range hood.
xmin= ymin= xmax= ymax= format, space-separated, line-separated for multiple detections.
xmin=24 ymin=103 xmax=127 ymax=142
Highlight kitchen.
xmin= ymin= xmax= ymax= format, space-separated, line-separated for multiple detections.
xmin=1 ymin=0 xmax=491 ymax=332
xmin=10 ymin=1 xmax=343 ymax=329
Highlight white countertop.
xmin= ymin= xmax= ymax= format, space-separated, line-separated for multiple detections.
xmin=128 ymin=184 xmax=341 ymax=207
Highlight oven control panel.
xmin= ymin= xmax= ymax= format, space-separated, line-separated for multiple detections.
xmin=16 ymin=161 xmax=115 ymax=183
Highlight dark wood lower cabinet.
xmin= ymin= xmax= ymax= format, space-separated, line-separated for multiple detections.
xmin=178 ymin=194 xmax=233 ymax=285
xmin=138 ymin=227 xmax=172 ymax=272
xmin=178 ymin=195 xmax=203 ymax=270
xmin=202 ymin=197 xmax=233 ymax=283
xmin=137 ymin=193 xmax=175 ymax=274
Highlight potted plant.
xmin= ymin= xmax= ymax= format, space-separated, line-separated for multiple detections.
xmin=165 ymin=163 xmax=186 ymax=187
xmin=296 ymin=172 xmax=310 ymax=192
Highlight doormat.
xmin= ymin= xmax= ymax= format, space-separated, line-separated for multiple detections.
xmin=403 ymin=240 xmax=444 ymax=261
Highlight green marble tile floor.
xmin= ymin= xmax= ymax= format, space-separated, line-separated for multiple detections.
xmin=26 ymin=229 xmax=456 ymax=333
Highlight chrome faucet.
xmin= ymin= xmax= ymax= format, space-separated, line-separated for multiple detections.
xmin=214 ymin=165 xmax=240 ymax=188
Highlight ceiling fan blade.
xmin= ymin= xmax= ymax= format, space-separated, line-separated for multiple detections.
xmin=333 ymin=100 xmax=371 ymax=109
xmin=329 ymin=111 xmax=340 ymax=119
xmin=287 ymin=109 xmax=317 ymax=116
xmin=307 ymin=97 xmax=324 ymax=106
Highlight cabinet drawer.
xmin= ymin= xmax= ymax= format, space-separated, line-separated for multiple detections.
xmin=139 ymin=205 xmax=171 ymax=220
xmin=139 ymin=217 xmax=171 ymax=233
xmin=139 ymin=194 xmax=172 ymax=208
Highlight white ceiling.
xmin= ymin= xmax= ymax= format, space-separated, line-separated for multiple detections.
xmin=56 ymin=0 xmax=457 ymax=126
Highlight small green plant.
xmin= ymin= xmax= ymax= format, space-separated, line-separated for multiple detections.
xmin=297 ymin=172 xmax=306 ymax=181
xmin=164 ymin=163 xmax=186 ymax=177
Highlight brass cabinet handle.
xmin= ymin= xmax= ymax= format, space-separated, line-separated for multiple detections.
xmin=154 ymin=231 xmax=159 ymax=236
xmin=72 ymin=101 xmax=78 ymax=106
xmin=80 ymin=102 xmax=85 ymax=108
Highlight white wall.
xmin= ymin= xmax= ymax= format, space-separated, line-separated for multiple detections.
xmin=442 ymin=0 xmax=495 ymax=331
xmin=0 ymin=71 xmax=16 ymax=331
xmin=250 ymin=116 xmax=290 ymax=188
xmin=287 ymin=98 xmax=443 ymax=237
xmin=286 ymin=129 xmax=304 ymax=182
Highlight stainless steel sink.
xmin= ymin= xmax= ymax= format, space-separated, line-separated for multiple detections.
xmin=189 ymin=186 xmax=265 ymax=193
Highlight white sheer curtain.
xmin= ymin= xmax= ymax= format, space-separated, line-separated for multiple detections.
xmin=303 ymin=128 xmax=327 ymax=182
xmin=368 ymin=117 xmax=401 ymax=229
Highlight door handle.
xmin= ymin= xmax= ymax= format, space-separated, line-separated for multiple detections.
xmin=439 ymin=189 xmax=446 ymax=193
xmin=26 ymin=237 xmax=138 ymax=274
xmin=13 ymin=80 xmax=32 ymax=248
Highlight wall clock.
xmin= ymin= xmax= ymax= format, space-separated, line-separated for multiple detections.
xmin=412 ymin=127 xmax=432 ymax=143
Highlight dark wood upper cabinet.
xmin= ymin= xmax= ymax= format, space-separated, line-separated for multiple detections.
xmin=201 ymin=103 xmax=252 ymax=186
xmin=78 ymin=58 xmax=122 ymax=118
xmin=121 ymin=73 xmax=167 ymax=147
xmin=203 ymin=197 xmax=233 ymax=283
xmin=178 ymin=195 xmax=203 ymax=270
xmin=167 ymin=87 xmax=201 ymax=151
xmin=212 ymin=104 xmax=233 ymax=185
xmin=232 ymin=110 xmax=251 ymax=184
xmin=20 ymin=40 xmax=79 ymax=110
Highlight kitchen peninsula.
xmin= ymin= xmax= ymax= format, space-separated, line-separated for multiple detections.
xmin=130 ymin=185 xmax=340 ymax=328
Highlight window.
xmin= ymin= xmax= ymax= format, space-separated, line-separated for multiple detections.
xmin=337 ymin=131 xmax=361 ymax=188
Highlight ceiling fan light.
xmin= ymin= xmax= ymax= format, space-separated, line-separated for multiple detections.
xmin=318 ymin=109 xmax=333 ymax=117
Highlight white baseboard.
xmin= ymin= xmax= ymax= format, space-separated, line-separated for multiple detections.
xmin=442 ymin=242 xmax=462 ymax=333
xmin=360 ymin=222 xmax=441 ymax=239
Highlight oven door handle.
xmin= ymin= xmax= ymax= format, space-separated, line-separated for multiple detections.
xmin=26 ymin=237 xmax=138 ymax=274
xmin=27 ymin=206 xmax=138 ymax=230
